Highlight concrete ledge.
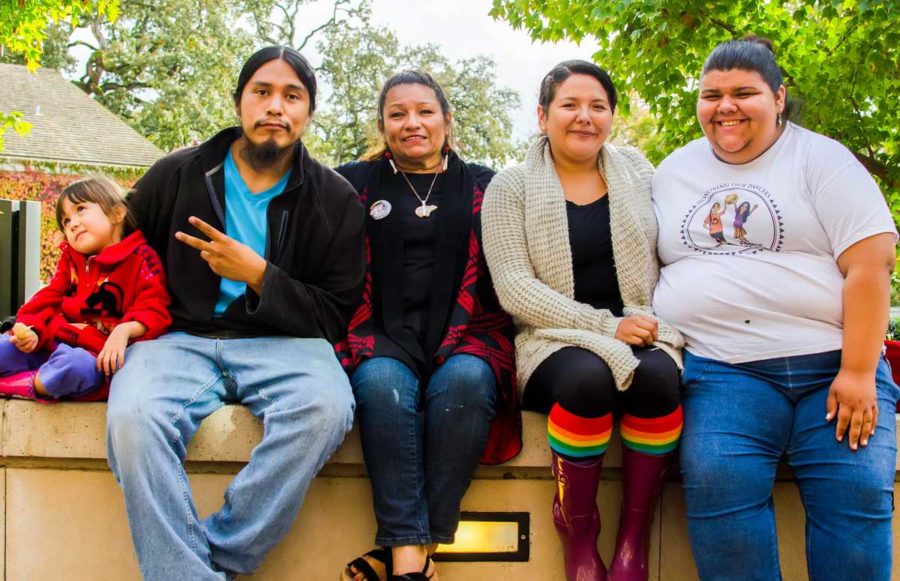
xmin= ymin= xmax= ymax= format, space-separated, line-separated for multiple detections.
xmin=0 ymin=400 xmax=628 ymax=470
xmin=1 ymin=399 xmax=899 ymax=580
xmin=4 ymin=399 xmax=899 ymax=472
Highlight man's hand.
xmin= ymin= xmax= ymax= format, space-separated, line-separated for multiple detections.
xmin=826 ymin=368 xmax=879 ymax=451
xmin=615 ymin=316 xmax=658 ymax=346
xmin=175 ymin=216 xmax=267 ymax=293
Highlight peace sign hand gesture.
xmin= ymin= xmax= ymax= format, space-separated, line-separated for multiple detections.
xmin=175 ymin=216 xmax=267 ymax=294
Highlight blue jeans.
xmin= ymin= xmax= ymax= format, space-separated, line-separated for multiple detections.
xmin=680 ymin=350 xmax=898 ymax=581
xmin=106 ymin=332 xmax=355 ymax=580
xmin=352 ymin=354 xmax=497 ymax=545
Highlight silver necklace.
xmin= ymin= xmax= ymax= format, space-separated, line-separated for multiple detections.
xmin=389 ymin=157 xmax=445 ymax=218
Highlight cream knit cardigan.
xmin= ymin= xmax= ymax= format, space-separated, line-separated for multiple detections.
xmin=483 ymin=136 xmax=683 ymax=393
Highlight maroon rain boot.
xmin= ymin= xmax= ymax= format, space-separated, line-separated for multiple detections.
xmin=608 ymin=448 xmax=672 ymax=581
xmin=0 ymin=370 xmax=38 ymax=399
xmin=551 ymin=451 xmax=607 ymax=581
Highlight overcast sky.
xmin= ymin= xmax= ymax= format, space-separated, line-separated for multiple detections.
xmin=307 ymin=0 xmax=601 ymax=141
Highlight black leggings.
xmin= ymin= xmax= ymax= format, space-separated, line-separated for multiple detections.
xmin=522 ymin=346 xmax=680 ymax=418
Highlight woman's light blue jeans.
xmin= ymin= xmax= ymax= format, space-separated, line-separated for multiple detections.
xmin=351 ymin=354 xmax=497 ymax=546
xmin=680 ymin=349 xmax=898 ymax=581
xmin=106 ymin=332 xmax=355 ymax=581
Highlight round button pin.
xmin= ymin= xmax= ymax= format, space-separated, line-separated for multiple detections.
xmin=369 ymin=199 xmax=392 ymax=220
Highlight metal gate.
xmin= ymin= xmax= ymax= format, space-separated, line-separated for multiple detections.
xmin=0 ymin=199 xmax=41 ymax=319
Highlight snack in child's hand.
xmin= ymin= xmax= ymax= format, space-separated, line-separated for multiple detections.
xmin=12 ymin=322 xmax=33 ymax=341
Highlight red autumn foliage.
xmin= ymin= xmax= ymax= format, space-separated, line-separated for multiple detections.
xmin=0 ymin=169 xmax=137 ymax=282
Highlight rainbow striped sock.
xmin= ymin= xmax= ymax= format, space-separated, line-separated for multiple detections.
xmin=548 ymin=404 xmax=612 ymax=460
xmin=620 ymin=407 xmax=683 ymax=455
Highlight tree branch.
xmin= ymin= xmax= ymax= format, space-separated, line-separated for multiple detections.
xmin=90 ymin=19 xmax=107 ymax=47
xmin=272 ymin=2 xmax=293 ymax=43
xmin=252 ymin=12 xmax=278 ymax=46
xmin=853 ymin=151 xmax=897 ymax=191
xmin=98 ymin=80 xmax=154 ymax=93
xmin=708 ymin=17 xmax=738 ymax=35
xmin=287 ymin=0 xmax=302 ymax=46
xmin=297 ymin=0 xmax=350 ymax=50
xmin=67 ymin=39 xmax=98 ymax=51
xmin=848 ymin=95 xmax=876 ymax=161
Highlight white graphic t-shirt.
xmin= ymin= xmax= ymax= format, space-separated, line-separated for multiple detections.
xmin=652 ymin=123 xmax=897 ymax=363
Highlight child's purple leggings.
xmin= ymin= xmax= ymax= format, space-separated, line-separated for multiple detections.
xmin=0 ymin=339 xmax=104 ymax=398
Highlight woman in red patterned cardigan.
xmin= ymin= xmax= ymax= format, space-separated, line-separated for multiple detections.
xmin=335 ymin=70 xmax=519 ymax=581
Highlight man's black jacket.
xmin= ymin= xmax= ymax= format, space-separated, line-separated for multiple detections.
xmin=128 ymin=127 xmax=366 ymax=342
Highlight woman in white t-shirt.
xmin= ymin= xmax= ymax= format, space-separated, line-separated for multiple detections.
xmin=652 ymin=36 xmax=898 ymax=580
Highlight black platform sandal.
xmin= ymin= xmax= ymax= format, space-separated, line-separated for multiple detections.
xmin=390 ymin=555 xmax=435 ymax=580
xmin=340 ymin=547 xmax=393 ymax=581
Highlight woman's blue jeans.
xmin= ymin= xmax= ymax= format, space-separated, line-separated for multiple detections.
xmin=680 ymin=349 xmax=898 ymax=581
xmin=351 ymin=354 xmax=497 ymax=546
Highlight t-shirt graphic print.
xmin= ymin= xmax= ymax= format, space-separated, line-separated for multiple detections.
xmin=682 ymin=182 xmax=783 ymax=255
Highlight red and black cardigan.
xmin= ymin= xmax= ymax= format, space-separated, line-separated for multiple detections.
xmin=334 ymin=153 xmax=521 ymax=464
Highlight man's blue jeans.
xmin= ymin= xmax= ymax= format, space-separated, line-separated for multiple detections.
xmin=351 ymin=354 xmax=497 ymax=546
xmin=680 ymin=349 xmax=898 ymax=581
xmin=106 ymin=332 xmax=355 ymax=581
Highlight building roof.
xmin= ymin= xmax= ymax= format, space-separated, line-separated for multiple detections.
xmin=0 ymin=64 xmax=163 ymax=168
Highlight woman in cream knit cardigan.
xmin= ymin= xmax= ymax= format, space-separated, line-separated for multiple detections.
xmin=483 ymin=60 xmax=683 ymax=581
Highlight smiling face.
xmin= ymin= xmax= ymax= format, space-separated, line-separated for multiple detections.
xmin=236 ymin=58 xmax=311 ymax=152
xmin=538 ymin=73 xmax=613 ymax=167
xmin=697 ymin=68 xmax=785 ymax=164
xmin=380 ymin=83 xmax=449 ymax=171
xmin=60 ymin=198 xmax=124 ymax=255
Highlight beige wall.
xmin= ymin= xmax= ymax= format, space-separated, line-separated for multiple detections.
xmin=1 ymin=401 xmax=897 ymax=580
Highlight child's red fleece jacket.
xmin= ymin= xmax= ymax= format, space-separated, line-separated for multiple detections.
xmin=16 ymin=231 xmax=172 ymax=355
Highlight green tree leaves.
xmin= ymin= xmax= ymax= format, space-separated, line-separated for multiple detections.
xmin=0 ymin=0 xmax=118 ymax=70
xmin=9 ymin=0 xmax=520 ymax=166
xmin=311 ymin=11 xmax=521 ymax=166
xmin=491 ymin=0 xmax=900 ymax=199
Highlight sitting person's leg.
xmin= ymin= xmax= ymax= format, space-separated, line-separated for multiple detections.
xmin=205 ymin=336 xmax=355 ymax=575
xmin=32 ymin=343 xmax=104 ymax=399
xmin=609 ymin=347 xmax=682 ymax=580
xmin=679 ymin=352 xmax=792 ymax=581
xmin=0 ymin=338 xmax=47 ymax=398
xmin=524 ymin=347 xmax=618 ymax=581
xmin=106 ymin=332 xmax=227 ymax=581
xmin=424 ymin=354 xmax=497 ymax=545
xmin=788 ymin=352 xmax=898 ymax=581
xmin=347 ymin=356 xmax=427 ymax=579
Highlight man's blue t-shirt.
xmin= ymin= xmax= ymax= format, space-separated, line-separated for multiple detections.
xmin=214 ymin=150 xmax=291 ymax=315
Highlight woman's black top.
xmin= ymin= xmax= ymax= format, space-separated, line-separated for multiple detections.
xmin=394 ymin=172 xmax=445 ymax=346
xmin=335 ymin=157 xmax=494 ymax=377
xmin=566 ymin=195 xmax=624 ymax=316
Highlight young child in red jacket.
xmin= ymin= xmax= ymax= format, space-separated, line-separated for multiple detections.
xmin=0 ymin=175 xmax=171 ymax=401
